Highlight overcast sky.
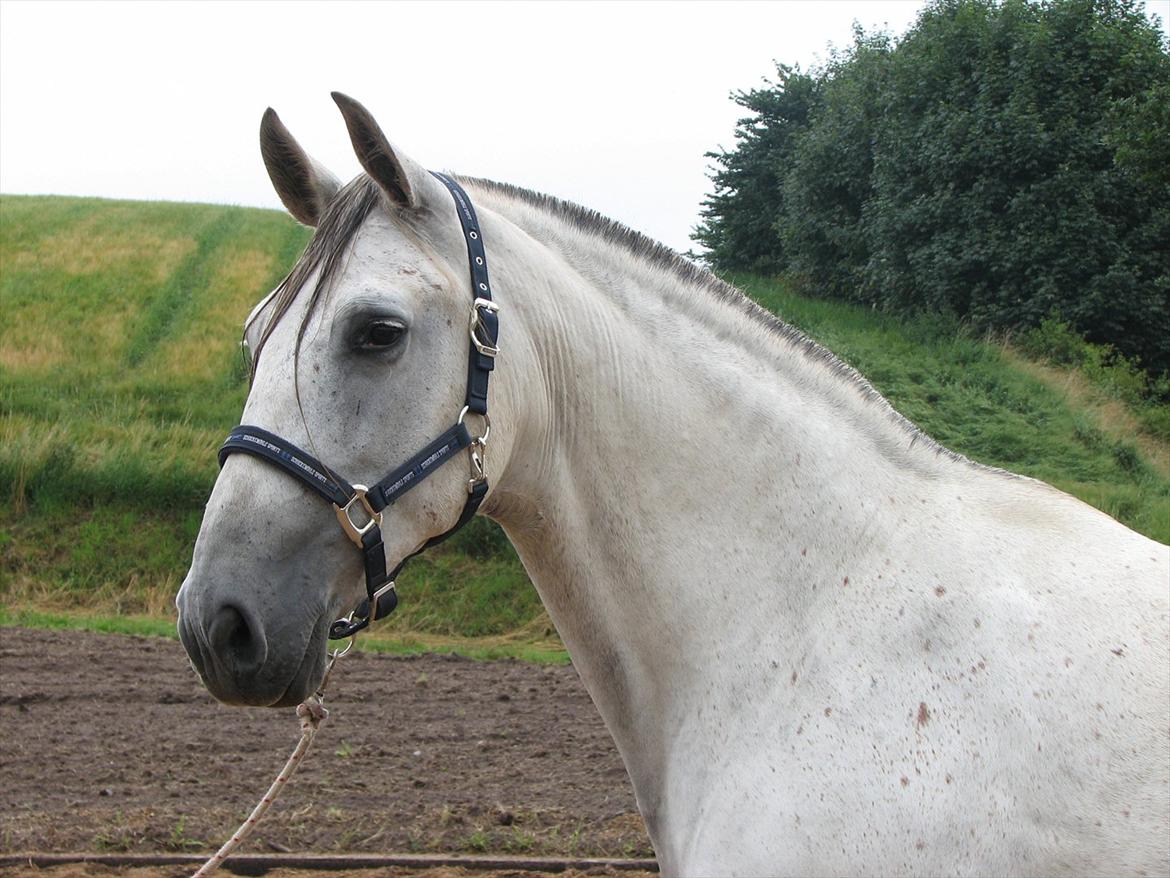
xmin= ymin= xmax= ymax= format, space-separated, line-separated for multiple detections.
xmin=2 ymin=0 xmax=1166 ymax=254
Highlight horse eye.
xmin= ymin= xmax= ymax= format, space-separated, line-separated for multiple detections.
xmin=360 ymin=320 xmax=405 ymax=350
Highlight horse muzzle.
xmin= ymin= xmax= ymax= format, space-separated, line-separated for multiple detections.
xmin=176 ymin=578 xmax=326 ymax=707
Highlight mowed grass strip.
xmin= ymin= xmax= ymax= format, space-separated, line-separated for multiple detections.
xmin=144 ymin=210 xmax=308 ymax=383
xmin=2 ymin=197 xmax=201 ymax=375
xmin=122 ymin=208 xmax=246 ymax=367
xmin=1 ymin=196 xmax=1166 ymax=657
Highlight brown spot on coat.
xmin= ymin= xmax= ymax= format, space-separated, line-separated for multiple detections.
xmin=843 ymin=576 xmax=850 ymax=586
xmin=900 ymin=776 xmax=910 ymax=787
xmin=934 ymin=585 xmax=946 ymax=597
xmin=916 ymin=702 xmax=930 ymax=728
xmin=1111 ymin=647 xmax=1125 ymax=656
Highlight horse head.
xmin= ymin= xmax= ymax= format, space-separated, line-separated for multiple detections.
xmin=176 ymin=94 xmax=510 ymax=706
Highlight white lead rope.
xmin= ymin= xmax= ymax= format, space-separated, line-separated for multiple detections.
xmin=191 ymin=644 xmax=349 ymax=878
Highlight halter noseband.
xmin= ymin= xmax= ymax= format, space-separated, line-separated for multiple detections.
xmin=217 ymin=173 xmax=500 ymax=640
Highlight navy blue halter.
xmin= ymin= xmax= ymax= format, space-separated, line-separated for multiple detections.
xmin=218 ymin=173 xmax=499 ymax=640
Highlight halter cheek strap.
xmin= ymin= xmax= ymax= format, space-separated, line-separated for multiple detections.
xmin=217 ymin=173 xmax=499 ymax=640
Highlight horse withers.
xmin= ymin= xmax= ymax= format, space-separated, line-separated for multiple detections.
xmin=176 ymin=94 xmax=1170 ymax=876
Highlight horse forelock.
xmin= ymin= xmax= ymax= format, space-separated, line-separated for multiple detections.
xmin=248 ymin=176 xmax=384 ymax=381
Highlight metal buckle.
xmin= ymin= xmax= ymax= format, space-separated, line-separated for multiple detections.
xmin=334 ymin=485 xmax=382 ymax=548
xmin=468 ymin=298 xmax=500 ymax=358
xmin=369 ymin=581 xmax=397 ymax=623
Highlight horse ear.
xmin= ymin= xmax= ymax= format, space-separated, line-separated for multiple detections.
xmin=331 ymin=92 xmax=438 ymax=210
xmin=260 ymin=108 xmax=341 ymax=227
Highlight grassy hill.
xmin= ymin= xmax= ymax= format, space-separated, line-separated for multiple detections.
xmin=2 ymin=195 xmax=1166 ymax=656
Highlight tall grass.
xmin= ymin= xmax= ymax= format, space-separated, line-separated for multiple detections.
xmin=2 ymin=196 xmax=1165 ymax=657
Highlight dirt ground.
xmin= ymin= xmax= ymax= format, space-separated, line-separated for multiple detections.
xmin=0 ymin=628 xmax=655 ymax=876
xmin=0 ymin=867 xmax=648 ymax=878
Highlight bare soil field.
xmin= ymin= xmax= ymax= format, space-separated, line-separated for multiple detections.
xmin=0 ymin=628 xmax=655 ymax=877
xmin=0 ymin=865 xmax=648 ymax=878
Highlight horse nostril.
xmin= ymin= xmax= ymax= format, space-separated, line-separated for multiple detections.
xmin=208 ymin=604 xmax=267 ymax=674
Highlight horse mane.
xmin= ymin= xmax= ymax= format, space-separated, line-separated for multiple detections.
xmin=458 ymin=176 xmax=978 ymax=470
xmin=460 ymin=175 xmax=874 ymax=379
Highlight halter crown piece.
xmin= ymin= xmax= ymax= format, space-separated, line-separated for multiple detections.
xmin=217 ymin=173 xmax=500 ymax=640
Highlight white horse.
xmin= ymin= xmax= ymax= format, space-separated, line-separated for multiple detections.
xmin=176 ymin=94 xmax=1170 ymax=876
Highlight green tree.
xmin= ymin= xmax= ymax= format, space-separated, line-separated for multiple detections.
xmin=779 ymin=29 xmax=893 ymax=302
xmin=692 ymin=66 xmax=819 ymax=272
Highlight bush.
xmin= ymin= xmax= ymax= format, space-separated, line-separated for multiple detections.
xmin=696 ymin=0 xmax=1170 ymax=376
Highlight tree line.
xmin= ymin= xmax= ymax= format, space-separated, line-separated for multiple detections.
xmin=694 ymin=0 xmax=1169 ymax=377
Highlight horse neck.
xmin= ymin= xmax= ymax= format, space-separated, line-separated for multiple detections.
xmin=473 ymin=189 xmax=968 ymax=807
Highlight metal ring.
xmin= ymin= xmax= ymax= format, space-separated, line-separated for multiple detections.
xmin=457 ymin=405 xmax=491 ymax=444
xmin=469 ymin=231 xmax=479 ymax=240
xmin=330 ymin=635 xmax=356 ymax=659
